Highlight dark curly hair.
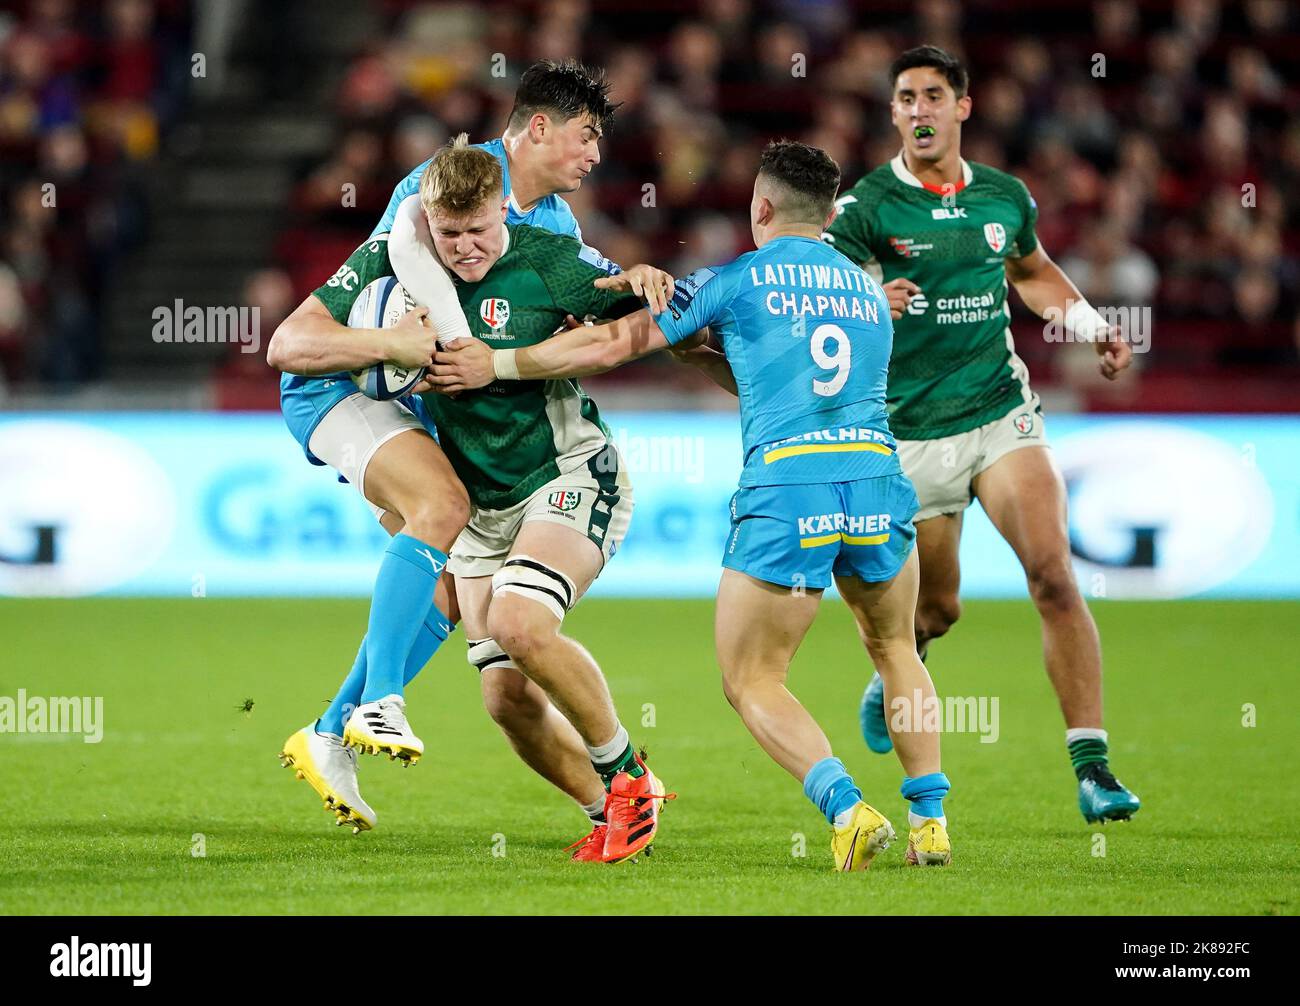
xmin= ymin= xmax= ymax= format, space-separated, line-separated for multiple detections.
xmin=507 ymin=59 xmax=621 ymax=134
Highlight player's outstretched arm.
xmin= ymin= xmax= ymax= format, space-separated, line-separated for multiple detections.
xmin=427 ymin=309 xmax=670 ymax=392
xmin=1006 ymin=245 xmax=1132 ymax=381
xmin=592 ymin=264 xmax=675 ymax=315
xmin=667 ymin=331 xmax=738 ymax=396
xmin=267 ymin=295 xmax=435 ymax=376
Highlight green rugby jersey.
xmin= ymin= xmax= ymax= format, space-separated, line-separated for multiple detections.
xmin=417 ymin=223 xmax=641 ymax=511
xmin=313 ymin=234 xmax=394 ymax=321
xmin=825 ymin=154 xmax=1040 ymax=440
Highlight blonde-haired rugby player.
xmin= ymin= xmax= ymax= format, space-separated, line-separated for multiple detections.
xmin=405 ymin=137 xmax=673 ymax=862
xmin=270 ymin=61 xmax=673 ymax=856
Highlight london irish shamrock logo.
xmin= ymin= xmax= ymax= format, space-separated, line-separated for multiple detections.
xmin=983 ymin=222 xmax=1007 ymax=253
xmin=479 ymin=297 xmax=511 ymax=331
xmin=548 ymin=490 xmax=581 ymax=512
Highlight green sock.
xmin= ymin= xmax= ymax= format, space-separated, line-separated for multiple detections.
xmin=1068 ymin=736 xmax=1109 ymax=780
xmin=593 ymin=743 xmax=644 ymax=790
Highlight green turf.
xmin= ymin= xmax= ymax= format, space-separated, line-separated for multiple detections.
xmin=0 ymin=598 xmax=1296 ymax=915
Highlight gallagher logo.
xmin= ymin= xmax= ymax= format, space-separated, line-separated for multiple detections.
xmin=1057 ymin=424 xmax=1272 ymax=598
xmin=0 ymin=421 xmax=176 ymax=597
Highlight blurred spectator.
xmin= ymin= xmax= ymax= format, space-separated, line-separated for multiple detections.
xmin=391 ymin=115 xmax=447 ymax=172
xmin=1059 ymin=221 xmax=1159 ymax=309
xmin=0 ymin=260 xmax=27 ymax=387
xmin=663 ymin=22 xmax=723 ymax=114
xmin=0 ymin=0 xmax=189 ymax=388
xmin=293 ymin=127 xmax=389 ymax=221
xmin=3 ymin=0 xmax=1296 ymax=404
xmin=214 ymin=268 xmax=296 ymax=408
xmin=669 ymin=212 xmax=744 ymax=279
xmin=161 ymin=1 xmax=1300 ymax=404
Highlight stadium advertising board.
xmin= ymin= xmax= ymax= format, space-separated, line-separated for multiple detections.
xmin=0 ymin=413 xmax=1295 ymax=599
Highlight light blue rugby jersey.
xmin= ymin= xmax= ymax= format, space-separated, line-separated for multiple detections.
xmin=653 ymin=235 xmax=902 ymax=488
xmin=281 ymin=137 xmax=596 ymax=459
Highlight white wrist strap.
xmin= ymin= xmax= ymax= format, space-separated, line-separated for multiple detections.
xmin=1064 ymin=299 xmax=1109 ymax=342
xmin=493 ymin=348 xmax=520 ymax=381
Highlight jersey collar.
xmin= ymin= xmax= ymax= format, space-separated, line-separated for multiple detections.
xmin=493 ymin=136 xmax=533 ymax=217
xmin=492 ymin=136 xmax=514 ymax=199
xmin=890 ymin=151 xmax=973 ymax=193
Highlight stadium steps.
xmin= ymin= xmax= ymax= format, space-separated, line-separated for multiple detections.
xmin=102 ymin=0 xmax=374 ymax=383
xmin=104 ymin=120 xmax=309 ymax=379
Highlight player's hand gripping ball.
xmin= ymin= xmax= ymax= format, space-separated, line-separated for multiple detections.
xmin=347 ymin=277 xmax=432 ymax=400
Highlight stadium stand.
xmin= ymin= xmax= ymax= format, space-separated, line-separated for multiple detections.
xmin=1 ymin=0 xmax=1296 ymax=413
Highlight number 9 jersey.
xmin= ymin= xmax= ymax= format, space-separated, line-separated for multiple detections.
xmin=653 ymin=235 xmax=918 ymax=588
xmin=654 ymin=235 xmax=903 ymax=489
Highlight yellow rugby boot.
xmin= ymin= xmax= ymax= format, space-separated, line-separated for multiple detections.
xmin=830 ymin=801 xmax=895 ymax=872
xmin=280 ymin=725 xmax=375 ymax=833
xmin=905 ymin=818 xmax=952 ymax=866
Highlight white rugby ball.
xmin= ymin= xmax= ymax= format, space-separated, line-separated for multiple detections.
xmin=347 ymin=276 xmax=426 ymax=400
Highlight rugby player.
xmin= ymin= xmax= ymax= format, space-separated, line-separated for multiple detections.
xmin=270 ymin=61 xmax=672 ymax=854
xmin=431 ymin=141 xmax=954 ymax=870
xmin=825 ymin=46 xmax=1139 ymax=823
xmin=410 ymin=137 xmax=671 ymax=862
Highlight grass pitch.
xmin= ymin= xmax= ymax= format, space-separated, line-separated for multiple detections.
xmin=1 ymin=597 xmax=1296 ymax=915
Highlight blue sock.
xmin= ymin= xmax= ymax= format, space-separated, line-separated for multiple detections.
xmin=317 ymin=638 xmax=368 ymax=737
xmin=900 ymin=772 xmax=950 ymax=821
xmin=317 ymin=603 xmax=453 ymax=736
xmin=402 ymin=606 xmax=454 ymax=686
xmin=802 ymin=756 xmax=863 ymax=826
xmin=360 ymin=534 xmax=447 ymax=703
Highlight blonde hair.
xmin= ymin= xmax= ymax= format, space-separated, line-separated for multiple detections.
xmin=418 ymin=133 xmax=504 ymax=216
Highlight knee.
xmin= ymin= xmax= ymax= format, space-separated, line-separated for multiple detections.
xmin=719 ymin=662 xmax=776 ymax=713
xmin=1024 ymin=557 xmax=1081 ymax=615
xmin=915 ymin=595 xmax=961 ymax=643
xmin=402 ymin=488 xmax=470 ymax=549
xmin=720 ymin=670 xmax=744 ymax=711
xmin=481 ymin=670 xmax=545 ymax=729
xmin=486 ymin=598 xmax=554 ymax=665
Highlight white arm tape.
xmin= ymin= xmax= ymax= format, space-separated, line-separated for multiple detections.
xmin=1064 ymin=299 xmax=1110 ymax=343
xmin=388 ymin=194 xmax=472 ymax=347
xmin=493 ymin=348 xmax=520 ymax=381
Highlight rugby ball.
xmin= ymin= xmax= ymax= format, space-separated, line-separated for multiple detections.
xmin=347 ymin=276 xmax=427 ymax=400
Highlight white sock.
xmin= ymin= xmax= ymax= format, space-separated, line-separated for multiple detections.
xmin=586 ymin=723 xmax=629 ymax=766
xmin=1066 ymin=727 xmax=1108 ymax=745
xmin=909 ymin=811 xmax=947 ymax=829
xmin=580 ymin=795 xmax=606 ymax=823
